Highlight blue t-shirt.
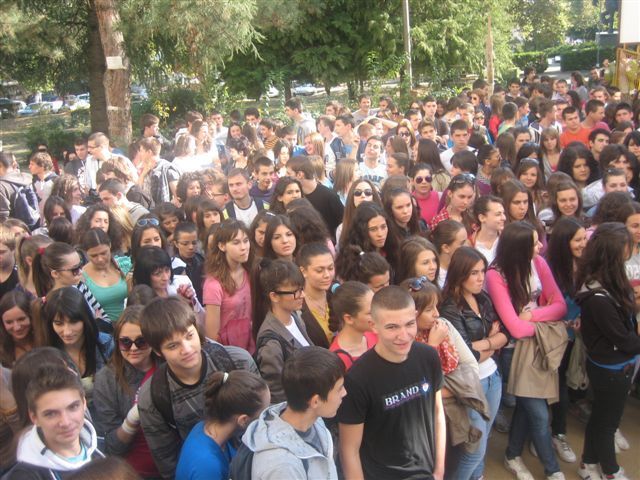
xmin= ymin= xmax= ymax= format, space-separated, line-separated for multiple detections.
xmin=176 ymin=421 xmax=236 ymax=480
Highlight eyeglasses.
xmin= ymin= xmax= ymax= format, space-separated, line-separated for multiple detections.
xmin=408 ymin=276 xmax=428 ymax=292
xmin=57 ymin=263 xmax=84 ymax=276
xmin=399 ymin=131 xmax=411 ymax=138
xmin=354 ymin=189 xmax=373 ymax=197
xmin=118 ymin=336 xmax=149 ymax=351
xmin=474 ymin=116 xmax=485 ymax=120
xmin=451 ymin=173 xmax=476 ymax=185
xmin=136 ymin=218 xmax=160 ymax=227
xmin=414 ymin=175 xmax=433 ymax=184
xmin=273 ymin=288 xmax=304 ymax=299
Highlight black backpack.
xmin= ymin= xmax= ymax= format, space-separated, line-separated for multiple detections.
xmin=8 ymin=182 xmax=40 ymax=230
xmin=150 ymin=342 xmax=236 ymax=427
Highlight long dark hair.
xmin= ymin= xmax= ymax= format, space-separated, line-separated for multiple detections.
xmin=31 ymin=242 xmax=79 ymax=297
xmin=206 ymin=220 xmax=254 ymax=295
xmin=262 ymin=214 xmax=298 ymax=260
xmin=269 ymin=177 xmax=303 ymax=214
xmin=546 ymin=217 xmax=583 ymax=295
xmin=341 ymin=178 xmax=382 ymax=240
xmin=132 ymin=246 xmax=173 ymax=288
xmin=443 ymin=246 xmax=488 ymax=307
xmin=130 ymin=216 xmax=168 ymax=265
xmin=35 ymin=286 xmax=102 ymax=377
xmin=491 ymin=221 xmax=536 ymax=313
xmin=0 ymin=290 xmax=33 ymax=367
xmin=203 ymin=370 xmax=268 ymax=423
xmin=576 ymin=222 xmax=634 ymax=314
xmin=328 ymin=281 xmax=372 ymax=332
xmin=416 ymin=139 xmax=447 ymax=173
xmin=74 ymin=204 xmax=124 ymax=252
xmin=382 ymin=188 xmax=422 ymax=237
xmin=395 ymin=236 xmax=440 ymax=284
xmin=335 ymin=246 xmax=390 ymax=285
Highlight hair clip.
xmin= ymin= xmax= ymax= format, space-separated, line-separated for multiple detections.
xmin=37 ymin=246 xmax=46 ymax=255
xmin=330 ymin=283 xmax=341 ymax=294
xmin=359 ymin=250 xmax=365 ymax=257
xmin=222 ymin=372 xmax=229 ymax=384
xmin=41 ymin=296 xmax=46 ymax=304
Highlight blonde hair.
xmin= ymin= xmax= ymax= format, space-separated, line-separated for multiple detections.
xmin=109 ymin=204 xmax=134 ymax=252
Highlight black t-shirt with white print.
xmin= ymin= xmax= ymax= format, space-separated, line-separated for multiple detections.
xmin=337 ymin=341 xmax=443 ymax=480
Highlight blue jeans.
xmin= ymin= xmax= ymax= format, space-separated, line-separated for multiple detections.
xmin=506 ymin=396 xmax=561 ymax=476
xmin=446 ymin=369 xmax=502 ymax=480
xmin=499 ymin=347 xmax=515 ymax=407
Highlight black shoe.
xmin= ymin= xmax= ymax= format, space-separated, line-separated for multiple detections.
xmin=494 ymin=408 xmax=511 ymax=433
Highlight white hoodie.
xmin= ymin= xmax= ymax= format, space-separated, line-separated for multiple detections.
xmin=14 ymin=420 xmax=102 ymax=475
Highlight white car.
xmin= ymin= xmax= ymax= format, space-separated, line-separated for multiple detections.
xmin=267 ymin=86 xmax=279 ymax=98
xmin=292 ymin=83 xmax=317 ymax=96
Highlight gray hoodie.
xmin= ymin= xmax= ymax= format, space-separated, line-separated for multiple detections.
xmin=4 ymin=420 xmax=103 ymax=479
xmin=242 ymin=402 xmax=338 ymax=480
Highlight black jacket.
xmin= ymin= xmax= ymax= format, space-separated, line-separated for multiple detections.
xmin=439 ymin=291 xmax=507 ymax=361
xmin=576 ymin=286 xmax=640 ymax=366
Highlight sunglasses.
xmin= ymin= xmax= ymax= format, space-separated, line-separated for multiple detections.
xmin=474 ymin=116 xmax=485 ymax=120
xmin=451 ymin=173 xmax=476 ymax=185
xmin=354 ymin=189 xmax=373 ymax=197
xmin=408 ymin=276 xmax=428 ymax=292
xmin=136 ymin=218 xmax=160 ymax=227
xmin=118 ymin=336 xmax=149 ymax=351
xmin=399 ymin=131 xmax=411 ymax=137
xmin=57 ymin=262 xmax=84 ymax=276
xmin=414 ymin=175 xmax=433 ymax=184
xmin=273 ymin=288 xmax=304 ymax=299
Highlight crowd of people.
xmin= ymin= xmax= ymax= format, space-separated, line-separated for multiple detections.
xmin=1 ymin=65 xmax=640 ymax=480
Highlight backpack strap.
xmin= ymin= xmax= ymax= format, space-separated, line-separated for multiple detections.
xmin=255 ymin=331 xmax=292 ymax=362
xmin=150 ymin=363 xmax=176 ymax=429
xmin=202 ymin=341 xmax=237 ymax=372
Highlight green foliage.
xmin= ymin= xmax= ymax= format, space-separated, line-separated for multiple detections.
xmin=558 ymin=44 xmax=616 ymax=71
xmin=510 ymin=0 xmax=569 ymax=51
xmin=23 ymin=116 xmax=89 ymax=161
xmin=566 ymin=0 xmax=601 ymax=40
xmin=513 ymin=52 xmax=549 ymax=74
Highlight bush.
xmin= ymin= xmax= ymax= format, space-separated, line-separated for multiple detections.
xmin=23 ymin=117 xmax=89 ymax=163
xmin=513 ymin=51 xmax=548 ymax=74
xmin=558 ymin=44 xmax=616 ymax=71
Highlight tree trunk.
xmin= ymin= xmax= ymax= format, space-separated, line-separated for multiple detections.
xmin=87 ymin=1 xmax=108 ymax=135
xmin=94 ymin=0 xmax=132 ymax=148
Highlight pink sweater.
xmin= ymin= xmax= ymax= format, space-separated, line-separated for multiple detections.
xmin=486 ymin=255 xmax=567 ymax=339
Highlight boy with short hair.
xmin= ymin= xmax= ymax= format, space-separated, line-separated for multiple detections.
xmin=222 ymin=168 xmax=268 ymax=226
xmin=137 ymin=296 xmax=257 ymax=479
xmin=5 ymin=365 xmax=103 ymax=479
xmin=250 ymin=156 xmax=276 ymax=203
xmin=171 ymin=222 xmax=205 ymax=302
xmin=338 ymin=286 xmax=446 ymax=480
xmin=237 ymin=346 xmax=345 ymax=479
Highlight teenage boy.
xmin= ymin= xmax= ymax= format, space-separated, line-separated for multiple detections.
xmin=64 ymin=138 xmax=89 ymax=190
xmin=588 ymin=128 xmax=611 ymax=162
xmin=317 ymin=115 xmax=342 ymax=173
xmin=287 ymin=156 xmax=344 ymax=239
xmin=440 ymin=119 xmax=475 ymax=173
xmin=334 ymin=115 xmax=358 ymax=160
xmin=353 ymin=94 xmax=377 ymax=124
xmin=4 ymin=365 xmax=103 ymax=479
xmin=86 ymin=132 xmax=138 ymax=190
xmin=338 ymin=286 xmax=446 ymax=480
xmin=28 ymin=151 xmax=57 ymax=215
xmin=360 ymin=136 xmax=387 ymax=188
xmin=137 ymin=296 xmax=257 ymax=479
xmin=237 ymin=346 xmax=344 ymax=479
xmin=284 ymin=97 xmax=316 ymax=146
xmin=560 ymin=107 xmax=591 ymax=148
xmin=222 ymin=168 xmax=268 ymax=226
xmin=0 ymin=152 xmax=34 ymax=225
xmin=140 ymin=113 xmax=172 ymax=156
xmin=171 ymin=222 xmax=205 ymax=303
xmin=249 ymin=156 xmax=276 ymax=203
xmin=258 ymin=118 xmax=279 ymax=151
xmin=98 ymin=178 xmax=149 ymax=223
xmin=582 ymin=99 xmax=609 ymax=132
xmin=423 ymin=96 xmax=449 ymax=147
xmin=529 ymin=99 xmax=559 ymax=144
xmin=136 ymin=137 xmax=180 ymax=204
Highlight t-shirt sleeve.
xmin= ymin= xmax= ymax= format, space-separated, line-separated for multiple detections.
xmin=202 ymin=276 xmax=223 ymax=306
xmin=337 ymin=370 xmax=368 ymax=425
xmin=424 ymin=345 xmax=444 ymax=392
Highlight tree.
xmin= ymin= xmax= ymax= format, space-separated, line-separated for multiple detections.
xmin=510 ymin=0 xmax=570 ymax=51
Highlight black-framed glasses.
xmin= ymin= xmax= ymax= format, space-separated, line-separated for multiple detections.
xmin=451 ymin=173 xmax=476 ymax=185
xmin=408 ymin=276 xmax=428 ymax=292
xmin=354 ymin=189 xmax=373 ymax=197
xmin=273 ymin=288 xmax=304 ymax=299
xmin=136 ymin=218 xmax=159 ymax=227
xmin=118 ymin=336 xmax=149 ymax=351
xmin=414 ymin=175 xmax=433 ymax=184
xmin=57 ymin=263 xmax=84 ymax=276
xmin=399 ymin=131 xmax=411 ymax=138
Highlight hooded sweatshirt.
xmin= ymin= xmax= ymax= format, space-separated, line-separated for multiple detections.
xmin=241 ymin=402 xmax=337 ymax=480
xmin=3 ymin=420 xmax=103 ymax=479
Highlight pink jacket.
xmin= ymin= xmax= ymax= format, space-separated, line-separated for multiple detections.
xmin=486 ymin=255 xmax=567 ymax=339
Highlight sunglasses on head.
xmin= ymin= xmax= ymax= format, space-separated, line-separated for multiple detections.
xmin=354 ymin=189 xmax=373 ymax=197
xmin=451 ymin=173 xmax=476 ymax=185
xmin=414 ymin=175 xmax=433 ymax=184
xmin=136 ymin=218 xmax=160 ymax=227
xmin=118 ymin=336 xmax=149 ymax=351
xmin=408 ymin=276 xmax=428 ymax=292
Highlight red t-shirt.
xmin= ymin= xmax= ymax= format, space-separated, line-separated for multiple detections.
xmin=560 ymin=127 xmax=590 ymax=148
xmin=330 ymin=331 xmax=378 ymax=370
xmin=413 ymin=190 xmax=440 ymax=224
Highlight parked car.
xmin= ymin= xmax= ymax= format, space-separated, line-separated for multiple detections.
xmin=292 ymin=83 xmax=318 ymax=96
xmin=18 ymin=102 xmax=53 ymax=117
xmin=0 ymin=98 xmax=25 ymax=118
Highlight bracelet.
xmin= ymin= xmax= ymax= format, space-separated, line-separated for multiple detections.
xmin=121 ymin=420 xmax=138 ymax=435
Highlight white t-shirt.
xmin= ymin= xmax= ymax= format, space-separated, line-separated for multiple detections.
xmin=234 ymin=200 xmax=259 ymax=227
xmin=285 ymin=316 xmax=310 ymax=346
xmin=440 ymin=146 xmax=475 ymax=173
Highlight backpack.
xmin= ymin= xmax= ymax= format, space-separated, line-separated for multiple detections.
xmin=9 ymin=183 xmax=40 ymax=230
xmin=150 ymin=342 xmax=236 ymax=428
xmin=254 ymin=331 xmax=292 ymax=364
xmin=229 ymin=439 xmax=308 ymax=480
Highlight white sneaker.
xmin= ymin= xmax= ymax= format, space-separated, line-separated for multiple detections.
xmin=552 ymin=434 xmax=577 ymax=463
xmin=504 ymin=456 xmax=535 ymax=480
xmin=546 ymin=473 xmax=566 ymax=480
xmin=614 ymin=429 xmax=630 ymax=451
xmin=603 ymin=467 xmax=630 ymax=480
xmin=578 ymin=463 xmax=602 ymax=480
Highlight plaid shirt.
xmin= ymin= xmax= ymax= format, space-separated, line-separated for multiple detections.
xmin=429 ymin=208 xmax=451 ymax=231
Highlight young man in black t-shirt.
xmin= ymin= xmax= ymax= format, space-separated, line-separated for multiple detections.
xmin=338 ymin=285 xmax=446 ymax=480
